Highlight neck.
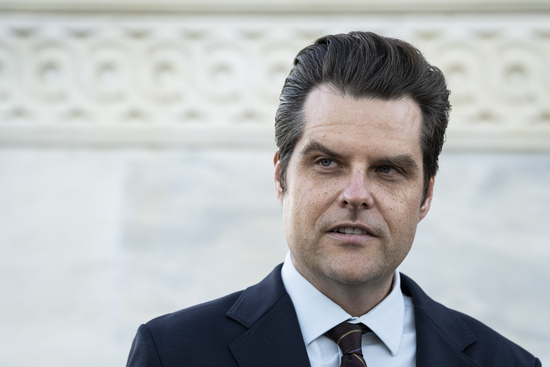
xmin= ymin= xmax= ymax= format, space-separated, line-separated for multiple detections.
xmin=334 ymin=279 xmax=393 ymax=317
xmin=305 ymin=271 xmax=395 ymax=317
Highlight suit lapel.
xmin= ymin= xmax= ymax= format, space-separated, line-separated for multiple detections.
xmin=226 ymin=268 xmax=485 ymax=366
xmin=401 ymin=273 xmax=481 ymax=367
xmin=227 ymin=264 xmax=311 ymax=367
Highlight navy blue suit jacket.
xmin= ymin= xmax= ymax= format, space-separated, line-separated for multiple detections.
xmin=126 ymin=264 xmax=541 ymax=366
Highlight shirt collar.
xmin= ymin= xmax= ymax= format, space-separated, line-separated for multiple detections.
xmin=281 ymin=251 xmax=405 ymax=357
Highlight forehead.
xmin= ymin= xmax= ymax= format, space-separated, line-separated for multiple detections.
xmin=299 ymin=86 xmax=423 ymax=157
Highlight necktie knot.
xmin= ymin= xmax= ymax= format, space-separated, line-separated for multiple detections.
xmin=325 ymin=322 xmax=370 ymax=367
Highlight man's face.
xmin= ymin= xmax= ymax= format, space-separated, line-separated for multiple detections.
xmin=274 ymin=85 xmax=433 ymax=294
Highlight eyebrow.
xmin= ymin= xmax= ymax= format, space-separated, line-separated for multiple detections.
xmin=300 ymin=139 xmax=420 ymax=172
xmin=299 ymin=140 xmax=344 ymax=159
xmin=377 ymin=155 xmax=420 ymax=172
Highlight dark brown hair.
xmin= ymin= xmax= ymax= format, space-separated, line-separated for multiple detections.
xmin=274 ymin=31 xmax=451 ymax=202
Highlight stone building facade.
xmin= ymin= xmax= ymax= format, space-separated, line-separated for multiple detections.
xmin=0 ymin=0 xmax=549 ymax=365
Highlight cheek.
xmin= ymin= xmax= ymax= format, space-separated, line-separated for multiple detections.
xmin=282 ymin=193 xmax=310 ymax=236
xmin=382 ymin=194 xmax=423 ymax=232
xmin=284 ymin=187 xmax=331 ymax=239
xmin=381 ymin=201 xmax=418 ymax=254
xmin=292 ymin=179 xmax=332 ymax=209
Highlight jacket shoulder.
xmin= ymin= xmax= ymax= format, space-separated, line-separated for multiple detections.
xmin=400 ymin=273 xmax=540 ymax=366
xmin=449 ymin=308 xmax=541 ymax=366
xmin=127 ymin=290 xmax=248 ymax=367
xmin=146 ymin=289 xmax=247 ymax=342
xmin=146 ymin=263 xmax=287 ymax=337
xmin=127 ymin=265 xmax=289 ymax=367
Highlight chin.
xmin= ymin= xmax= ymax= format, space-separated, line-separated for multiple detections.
xmin=328 ymin=264 xmax=378 ymax=285
xmin=334 ymin=275 xmax=373 ymax=286
xmin=328 ymin=256 xmax=392 ymax=284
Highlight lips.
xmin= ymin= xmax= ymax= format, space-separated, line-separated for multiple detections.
xmin=330 ymin=225 xmax=374 ymax=236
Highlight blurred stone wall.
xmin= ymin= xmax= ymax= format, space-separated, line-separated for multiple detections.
xmin=0 ymin=1 xmax=549 ymax=365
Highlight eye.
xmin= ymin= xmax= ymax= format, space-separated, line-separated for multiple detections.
xmin=377 ymin=166 xmax=395 ymax=174
xmin=319 ymin=158 xmax=333 ymax=167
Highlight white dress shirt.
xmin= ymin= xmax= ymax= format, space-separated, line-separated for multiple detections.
xmin=281 ymin=252 xmax=416 ymax=367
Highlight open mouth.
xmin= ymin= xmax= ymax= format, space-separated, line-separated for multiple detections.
xmin=331 ymin=226 xmax=370 ymax=235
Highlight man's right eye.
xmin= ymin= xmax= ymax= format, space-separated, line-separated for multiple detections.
xmin=318 ymin=158 xmax=333 ymax=167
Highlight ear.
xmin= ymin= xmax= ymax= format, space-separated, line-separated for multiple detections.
xmin=273 ymin=151 xmax=284 ymax=205
xmin=418 ymin=177 xmax=434 ymax=222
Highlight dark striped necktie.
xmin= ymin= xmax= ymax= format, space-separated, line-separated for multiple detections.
xmin=325 ymin=322 xmax=370 ymax=367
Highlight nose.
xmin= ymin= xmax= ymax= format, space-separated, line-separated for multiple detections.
xmin=339 ymin=171 xmax=374 ymax=209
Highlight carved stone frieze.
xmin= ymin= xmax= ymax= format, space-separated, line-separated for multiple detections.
xmin=0 ymin=14 xmax=548 ymax=149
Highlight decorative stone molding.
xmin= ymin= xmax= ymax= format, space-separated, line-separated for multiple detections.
xmin=0 ymin=13 xmax=549 ymax=150
xmin=1 ymin=0 xmax=549 ymax=13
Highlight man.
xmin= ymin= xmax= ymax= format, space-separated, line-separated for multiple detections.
xmin=126 ymin=31 xmax=541 ymax=366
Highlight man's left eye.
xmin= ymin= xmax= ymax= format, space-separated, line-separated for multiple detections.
xmin=378 ymin=166 xmax=394 ymax=174
xmin=319 ymin=159 xmax=333 ymax=167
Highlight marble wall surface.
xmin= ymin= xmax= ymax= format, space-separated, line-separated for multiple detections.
xmin=0 ymin=1 xmax=549 ymax=365
xmin=1 ymin=149 xmax=549 ymax=366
